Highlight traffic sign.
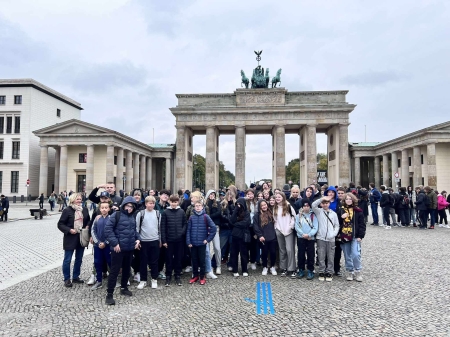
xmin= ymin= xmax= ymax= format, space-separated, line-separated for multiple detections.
xmin=26 ymin=178 xmax=30 ymax=185
xmin=394 ymin=172 xmax=399 ymax=179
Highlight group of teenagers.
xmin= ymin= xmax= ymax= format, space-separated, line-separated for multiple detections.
xmin=57 ymin=181 xmax=366 ymax=305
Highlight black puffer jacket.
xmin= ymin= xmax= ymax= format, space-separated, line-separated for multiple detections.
xmin=230 ymin=198 xmax=251 ymax=239
xmin=220 ymin=201 xmax=235 ymax=230
xmin=207 ymin=199 xmax=221 ymax=227
xmin=104 ymin=196 xmax=141 ymax=251
xmin=415 ymin=190 xmax=429 ymax=211
xmin=161 ymin=206 xmax=187 ymax=243
xmin=57 ymin=206 xmax=90 ymax=250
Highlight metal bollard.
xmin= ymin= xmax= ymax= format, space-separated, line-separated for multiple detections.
xmin=21 ymin=195 xmax=24 ymax=202
xmin=13 ymin=196 xmax=16 ymax=203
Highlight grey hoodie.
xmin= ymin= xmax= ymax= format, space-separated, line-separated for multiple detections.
xmin=311 ymin=198 xmax=339 ymax=242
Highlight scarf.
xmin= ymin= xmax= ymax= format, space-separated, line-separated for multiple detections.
xmin=341 ymin=206 xmax=354 ymax=242
xmin=71 ymin=204 xmax=83 ymax=231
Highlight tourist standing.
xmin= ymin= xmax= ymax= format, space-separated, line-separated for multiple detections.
xmin=230 ymin=197 xmax=251 ymax=277
xmin=295 ymin=199 xmax=318 ymax=280
xmin=415 ymin=188 xmax=429 ymax=230
xmin=369 ymin=183 xmax=381 ymax=225
xmin=437 ymin=191 xmax=449 ymax=227
xmin=407 ymin=186 xmax=417 ymax=226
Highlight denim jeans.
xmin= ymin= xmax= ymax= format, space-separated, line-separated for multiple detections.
xmin=370 ymin=202 xmax=379 ymax=224
xmin=409 ymin=208 xmax=416 ymax=224
xmin=62 ymin=247 xmax=85 ymax=281
xmin=219 ymin=228 xmax=232 ymax=259
xmin=205 ymin=244 xmax=212 ymax=273
xmin=341 ymin=239 xmax=362 ymax=272
xmin=429 ymin=209 xmax=436 ymax=226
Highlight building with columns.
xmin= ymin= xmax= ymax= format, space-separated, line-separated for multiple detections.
xmin=171 ymin=87 xmax=355 ymax=192
xmin=0 ymin=79 xmax=82 ymax=197
xmin=33 ymin=119 xmax=174 ymax=196
xmin=350 ymin=121 xmax=450 ymax=192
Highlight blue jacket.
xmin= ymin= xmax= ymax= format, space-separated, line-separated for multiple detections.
xmin=104 ymin=196 xmax=141 ymax=251
xmin=295 ymin=210 xmax=319 ymax=240
xmin=91 ymin=215 xmax=110 ymax=246
xmin=324 ymin=186 xmax=339 ymax=212
xmin=369 ymin=188 xmax=382 ymax=203
xmin=1 ymin=197 xmax=9 ymax=210
xmin=186 ymin=209 xmax=217 ymax=246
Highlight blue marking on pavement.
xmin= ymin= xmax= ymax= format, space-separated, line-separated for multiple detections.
xmin=244 ymin=282 xmax=275 ymax=315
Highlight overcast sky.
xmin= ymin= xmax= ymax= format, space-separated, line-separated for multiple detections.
xmin=1 ymin=0 xmax=449 ymax=186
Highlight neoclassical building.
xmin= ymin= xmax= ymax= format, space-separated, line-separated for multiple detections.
xmin=350 ymin=121 xmax=450 ymax=192
xmin=33 ymin=120 xmax=174 ymax=195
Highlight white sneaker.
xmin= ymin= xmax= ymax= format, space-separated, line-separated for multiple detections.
xmin=250 ymin=263 xmax=257 ymax=270
xmin=233 ymin=273 xmax=239 ymax=277
xmin=215 ymin=267 xmax=221 ymax=275
xmin=354 ymin=271 xmax=363 ymax=282
xmin=444 ymin=225 xmax=450 ymax=229
xmin=346 ymin=272 xmax=354 ymax=281
xmin=184 ymin=266 xmax=192 ymax=273
xmin=438 ymin=224 xmax=444 ymax=228
xmin=151 ymin=279 xmax=158 ymax=289
xmin=115 ymin=281 xmax=121 ymax=288
xmin=206 ymin=272 xmax=217 ymax=279
xmin=262 ymin=267 xmax=268 ymax=276
xmin=137 ymin=281 xmax=147 ymax=289
xmin=133 ymin=273 xmax=140 ymax=283
xmin=378 ymin=223 xmax=385 ymax=227
xmin=385 ymin=226 xmax=391 ymax=230
xmin=243 ymin=272 xmax=249 ymax=277
xmin=87 ymin=274 xmax=95 ymax=285
xmin=270 ymin=267 xmax=277 ymax=276
xmin=228 ymin=266 xmax=233 ymax=271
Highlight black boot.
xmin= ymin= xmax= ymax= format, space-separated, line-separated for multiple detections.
xmin=105 ymin=293 xmax=115 ymax=305
xmin=120 ymin=288 xmax=132 ymax=296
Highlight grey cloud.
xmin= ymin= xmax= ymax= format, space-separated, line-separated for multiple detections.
xmin=341 ymin=71 xmax=410 ymax=87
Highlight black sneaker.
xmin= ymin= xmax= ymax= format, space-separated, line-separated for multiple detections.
xmin=120 ymin=288 xmax=132 ymax=296
xmin=325 ymin=273 xmax=333 ymax=282
xmin=72 ymin=278 xmax=84 ymax=284
xmin=165 ymin=278 xmax=171 ymax=287
xmin=175 ymin=278 xmax=182 ymax=286
xmin=105 ymin=293 xmax=115 ymax=305
xmin=335 ymin=271 xmax=343 ymax=277
xmin=280 ymin=269 xmax=287 ymax=277
xmin=64 ymin=280 xmax=73 ymax=288
xmin=318 ymin=273 xmax=325 ymax=281
xmin=290 ymin=271 xmax=297 ymax=279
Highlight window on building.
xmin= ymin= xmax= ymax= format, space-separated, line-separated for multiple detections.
xmin=408 ymin=157 xmax=411 ymax=166
xmin=12 ymin=141 xmax=20 ymax=159
xmin=0 ymin=171 xmax=2 ymax=193
xmin=421 ymin=154 xmax=423 ymax=165
xmin=14 ymin=95 xmax=22 ymax=104
xmin=6 ymin=117 xmax=12 ymax=133
xmin=0 ymin=142 xmax=3 ymax=159
xmin=132 ymin=160 xmax=134 ymax=168
xmin=14 ymin=116 xmax=20 ymax=133
xmin=422 ymin=177 xmax=424 ymax=185
xmin=0 ymin=117 xmax=3 ymax=134
xmin=0 ymin=96 xmax=5 ymax=105
xmin=123 ymin=158 xmax=125 ymax=167
xmin=79 ymin=153 xmax=87 ymax=163
xmin=77 ymin=175 xmax=86 ymax=192
xmin=57 ymin=109 xmax=61 ymax=117
xmin=11 ymin=171 xmax=19 ymax=193
xmin=114 ymin=156 xmax=117 ymax=165
xmin=398 ymin=159 xmax=401 ymax=168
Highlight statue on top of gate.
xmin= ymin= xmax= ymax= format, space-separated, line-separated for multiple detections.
xmin=240 ymin=51 xmax=282 ymax=89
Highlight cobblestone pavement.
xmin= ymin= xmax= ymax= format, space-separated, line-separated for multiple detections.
xmin=0 ymin=215 xmax=449 ymax=336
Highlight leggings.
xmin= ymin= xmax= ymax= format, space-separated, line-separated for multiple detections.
xmin=438 ymin=209 xmax=448 ymax=224
xmin=260 ymin=240 xmax=277 ymax=268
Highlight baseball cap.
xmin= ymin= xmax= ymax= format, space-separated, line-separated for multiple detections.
xmin=100 ymin=191 xmax=110 ymax=198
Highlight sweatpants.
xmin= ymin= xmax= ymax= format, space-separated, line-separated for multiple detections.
xmin=317 ymin=239 xmax=335 ymax=274
xmin=93 ymin=245 xmax=111 ymax=282
xmin=165 ymin=241 xmax=183 ymax=278
xmin=297 ymin=238 xmax=315 ymax=272
xmin=383 ymin=207 xmax=391 ymax=226
xmin=231 ymin=236 xmax=249 ymax=273
xmin=140 ymin=240 xmax=160 ymax=281
xmin=260 ymin=239 xmax=277 ymax=268
xmin=191 ymin=245 xmax=206 ymax=278
xmin=107 ymin=250 xmax=133 ymax=294
xmin=275 ymin=230 xmax=296 ymax=272
xmin=210 ymin=231 xmax=221 ymax=268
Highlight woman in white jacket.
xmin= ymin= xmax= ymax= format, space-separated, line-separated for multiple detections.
xmin=273 ymin=191 xmax=296 ymax=278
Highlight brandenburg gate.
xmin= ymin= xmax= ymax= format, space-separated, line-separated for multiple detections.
xmin=171 ymin=53 xmax=356 ymax=192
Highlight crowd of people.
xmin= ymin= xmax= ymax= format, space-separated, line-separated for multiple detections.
xmin=56 ymin=180 xmax=449 ymax=305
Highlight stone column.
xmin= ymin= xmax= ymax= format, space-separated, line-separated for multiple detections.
xmin=374 ymin=156 xmax=381 ymax=187
xmin=354 ymin=155 xmax=361 ymax=186
xmin=39 ymin=145 xmax=49 ymax=195
xmin=54 ymin=147 xmax=60 ymax=193
xmin=205 ymin=126 xmax=219 ymax=192
xmin=175 ymin=126 xmax=186 ymax=192
xmin=235 ymin=126 xmax=246 ymax=191
xmin=339 ymin=123 xmax=350 ymax=186
xmin=59 ymin=145 xmax=68 ymax=192
xmin=401 ymin=149 xmax=409 ymax=188
xmin=133 ymin=153 xmax=139 ymax=189
xmin=125 ymin=150 xmax=133 ymax=192
xmin=146 ymin=156 xmax=152 ymax=189
xmin=165 ymin=157 xmax=172 ymax=191
xmin=391 ymin=151 xmax=398 ymax=190
xmin=427 ymin=143 xmax=437 ymax=190
xmin=306 ymin=124 xmax=317 ymax=184
xmin=382 ymin=154 xmax=389 ymax=186
xmin=413 ymin=146 xmax=422 ymax=187
xmin=106 ymin=145 xmax=115 ymax=183
xmin=116 ymin=148 xmax=124 ymax=189
xmin=272 ymin=125 xmax=286 ymax=189
xmin=86 ymin=145 xmax=95 ymax=192
xmin=139 ymin=155 xmax=146 ymax=189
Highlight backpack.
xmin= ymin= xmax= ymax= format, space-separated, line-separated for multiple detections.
xmin=402 ymin=194 xmax=410 ymax=206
